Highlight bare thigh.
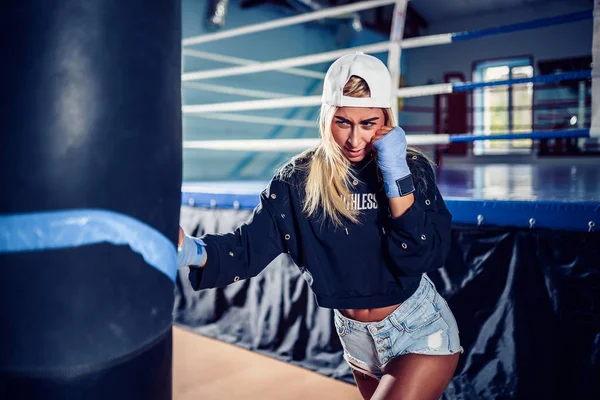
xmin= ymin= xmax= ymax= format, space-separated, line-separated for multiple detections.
xmin=352 ymin=369 xmax=379 ymax=400
xmin=370 ymin=353 xmax=460 ymax=400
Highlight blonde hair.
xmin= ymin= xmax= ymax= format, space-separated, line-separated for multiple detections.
xmin=280 ymin=76 xmax=433 ymax=228
xmin=301 ymin=76 xmax=385 ymax=227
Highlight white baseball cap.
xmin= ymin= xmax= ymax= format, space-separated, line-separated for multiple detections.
xmin=322 ymin=52 xmax=393 ymax=108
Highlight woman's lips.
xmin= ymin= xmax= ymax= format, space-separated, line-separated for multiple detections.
xmin=345 ymin=147 xmax=365 ymax=157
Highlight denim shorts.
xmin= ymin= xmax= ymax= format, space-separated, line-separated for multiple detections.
xmin=333 ymin=274 xmax=463 ymax=380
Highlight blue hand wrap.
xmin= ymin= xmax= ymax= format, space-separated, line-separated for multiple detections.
xmin=373 ymin=127 xmax=414 ymax=198
xmin=177 ymin=234 xmax=207 ymax=268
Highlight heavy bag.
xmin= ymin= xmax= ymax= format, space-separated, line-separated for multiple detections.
xmin=0 ymin=1 xmax=182 ymax=399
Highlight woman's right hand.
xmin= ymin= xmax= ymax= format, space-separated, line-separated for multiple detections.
xmin=178 ymin=226 xmax=184 ymax=249
xmin=177 ymin=226 xmax=207 ymax=268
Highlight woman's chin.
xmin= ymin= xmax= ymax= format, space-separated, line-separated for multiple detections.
xmin=344 ymin=148 xmax=367 ymax=162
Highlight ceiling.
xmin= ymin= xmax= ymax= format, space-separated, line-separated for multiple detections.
xmin=227 ymin=0 xmax=593 ymax=40
xmin=408 ymin=0 xmax=593 ymax=22
xmin=239 ymin=0 xmax=593 ymax=24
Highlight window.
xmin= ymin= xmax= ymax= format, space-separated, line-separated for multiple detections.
xmin=473 ymin=58 xmax=533 ymax=155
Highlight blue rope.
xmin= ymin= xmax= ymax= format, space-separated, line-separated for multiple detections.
xmin=453 ymin=70 xmax=591 ymax=92
xmin=452 ymin=10 xmax=592 ymax=42
xmin=449 ymin=129 xmax=590 ymax=143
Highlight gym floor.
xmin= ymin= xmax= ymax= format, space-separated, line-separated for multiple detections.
xmin=172 ymin=326 xmax=361 ymax=399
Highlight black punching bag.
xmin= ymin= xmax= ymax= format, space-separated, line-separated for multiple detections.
xmin=0 ymin=1 xmax=182 ymax=399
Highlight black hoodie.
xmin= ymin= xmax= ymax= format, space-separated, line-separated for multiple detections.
xmin=189 ymin=152 xmax=452 ymax=310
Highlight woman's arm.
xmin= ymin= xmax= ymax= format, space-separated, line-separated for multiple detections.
xmin=372 ymin=126 xmax=452 ymax=275
xmin=388 ymin=193 xmax=415 ymax=218
xmin=384 ymin=183 xmax=452 ymax=275
xmin=178 ymin=227 xmax=208 ymax=267
xmin=180 ymin=181 xmax=289 ymax=291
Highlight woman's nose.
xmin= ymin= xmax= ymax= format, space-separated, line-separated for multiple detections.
xmin=347 ymin=128 xmax=362 ymax=148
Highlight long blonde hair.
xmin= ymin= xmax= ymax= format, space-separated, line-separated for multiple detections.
xmin=280 ymin=76 xmax=434 ymax=228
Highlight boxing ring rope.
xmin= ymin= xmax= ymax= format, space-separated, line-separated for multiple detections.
xmin=182 ymin=49 xmax=326 ymax=79
xmin=180 ymin=3 xmax=597 ymax=161
xmin=183 ymin=70 xmax=591 ymax=114
xmin=183 ymin=135 xmax=452 ymax=152
xmin=182 ymin=0 xmax=589 ymax=49
xmin=193 ymin=113 xmax=316 ymax=128
xmin=181 ymin=2 xmax=596 ymax=146
xmin=183 ymin=69 xmax=592 ymax=148
xmin=182 ymin=82 xmax=293 ymax=99
xmin=182 ymin=0 xmax=398 ymax=46
xmin=399 ymin=97 xmax=592 ymax=133
xmin=181 ymin=9 xmax=592 ymax=81
xmin=181 ymin=0 xmax=597 ymax=159
xmin=183 ymin=129 xmax=591 ymax=152
xmin=182 ymin=41 xmax=393 ymax=81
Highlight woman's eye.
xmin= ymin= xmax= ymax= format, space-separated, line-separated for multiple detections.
xmin=336 ymin=120 xmax=350 ymax=127
xmin=362 ymin=122 xmax=376 ymax=128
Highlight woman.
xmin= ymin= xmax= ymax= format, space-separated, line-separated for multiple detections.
xmin=177 ymin=53 xmax=462 ymax=400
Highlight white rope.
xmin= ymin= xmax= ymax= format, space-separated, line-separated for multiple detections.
xmin=183 ymin=96 xmax=321 ymax=113
xmin=182 ymin=33 xmax=457 ymax=82
xmin=181 ymin=41 xmax=391 ymax=81
xmin=182 ymin=0 xmax=397 ymax=46
xmin=186 ymin=112 xmax=317 ymax=128
xmin=182 ymin=49 xmax=325 ymax=79
xmin=183 ymin=135 xmax=450 ymax=152
xmin=402 ymin=34 xmax=453 ymax=49
xmin=591 ymin=0 xmax=600 ymax=137
xmin=182 ymin=83 xmax=453 ymax=114
xmin=397 ymin=83 xmax=453 ymax=97
xmin=184 ymin=138 xmax=320 ymax=152
xmin=182 ymin=82 xmax=293 ymax=99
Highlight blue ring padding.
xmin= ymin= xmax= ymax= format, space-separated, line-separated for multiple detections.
xmin=452 ymin=10 xmax=592 ymax=42
xmin=446 ymin=200 xmax=600 ymax=232
xmin=0 ymin=210 xmax=177 ymax=282
xmin=180 ymin=189 xmax=599 ymax=232
xmin=182 ymin=191 xmax=261 ymax=210
xmin=449 ymin=129 xmax=590 ymax=143
xmin=453 ymin=70 xmax=591 ymax=92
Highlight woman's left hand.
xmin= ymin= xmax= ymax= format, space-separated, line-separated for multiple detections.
xmin=370 ymin=126 xmax=413 ymax=198
xmin=370 ymin=126 xmax=396 ymax=146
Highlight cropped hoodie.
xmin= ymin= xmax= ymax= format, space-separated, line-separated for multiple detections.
xmin=188 ymin=151 xmax=452 ymax=310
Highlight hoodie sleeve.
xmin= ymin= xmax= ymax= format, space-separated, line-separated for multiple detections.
xmin=188 ymin=179 xmax=288 ymax=290
xmin=384 ymin=158 xmax=452 ymax=276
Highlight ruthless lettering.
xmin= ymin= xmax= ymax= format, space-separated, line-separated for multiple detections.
xmin=345 ymin=193 xmax=379 ymax=211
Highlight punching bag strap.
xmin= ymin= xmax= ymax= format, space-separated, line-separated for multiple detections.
xmin=0 ymin=209 xmax=177 ymax=282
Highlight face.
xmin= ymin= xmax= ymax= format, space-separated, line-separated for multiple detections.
xmin=331 ymin=107 xmax=386 ymax=163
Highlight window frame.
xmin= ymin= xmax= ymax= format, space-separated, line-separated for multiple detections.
xmin=472 ymin=56 xmax=535 ymax=156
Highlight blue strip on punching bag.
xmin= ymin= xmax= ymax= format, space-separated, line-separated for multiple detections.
xmin=0 ymin=210 xmax=177 ymax=282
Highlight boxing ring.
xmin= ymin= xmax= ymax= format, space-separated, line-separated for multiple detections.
xmin=176 ymin=1 xmax=600 ymax=399
xmin=1 ymin=0 xmax=598 ymax=399
xmin=176 ymin=168 xmax=599 ymax=399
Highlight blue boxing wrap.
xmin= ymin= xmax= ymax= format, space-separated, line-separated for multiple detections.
xmin=373 ymin=127 xmax=414 ymax=198
xmin=177 ymin=234 xmax=207 ymax=268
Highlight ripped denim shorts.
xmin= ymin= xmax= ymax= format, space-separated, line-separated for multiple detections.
xmin=333 ymin=274 xmax=463 ymax=380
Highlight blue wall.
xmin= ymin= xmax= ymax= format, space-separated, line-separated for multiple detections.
xmin=181 ymin=0 xmax=388 ymax=181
